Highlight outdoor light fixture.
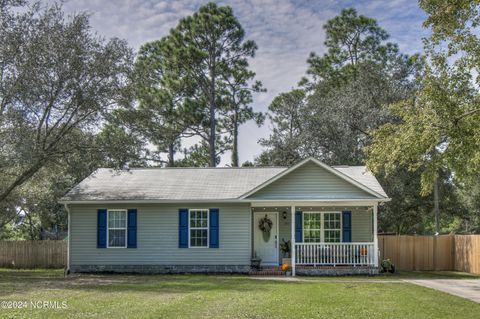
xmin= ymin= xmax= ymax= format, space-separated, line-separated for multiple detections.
xmin=282 ymin=211 xmax=287 ymax=220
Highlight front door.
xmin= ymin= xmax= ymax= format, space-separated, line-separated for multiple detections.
xmin=253 ymin=212 xmax=278 ymax=265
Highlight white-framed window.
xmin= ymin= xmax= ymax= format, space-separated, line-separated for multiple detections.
xmin=303 ymin=212 xmax=322 ymax=243
xmin=107 ymin=209 xmax=127 ymax=248
xmin=323 ymin=212 xmax=341 ymax=243
xmin=303 ymin=212 xmax=342 ymax=243
xmin=189 ymin=209 xmax=209 ymax=248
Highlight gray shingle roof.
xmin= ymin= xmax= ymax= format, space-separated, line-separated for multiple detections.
xmin=333 ymin=166 xmax=388 ymax=198
xmin=62 ymin=167 xmax=285 ymax=201
xmin=61 ymin=162 xmax=387 ymax=202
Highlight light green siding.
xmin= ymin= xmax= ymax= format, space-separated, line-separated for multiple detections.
xmin=69 ymin=203 xmax=251 ymax=266
xmin=352 ymin=210 xmax=373 ymax=242
xmin=278 ymin=210 xmax=292 ymax=261
xmin=247 ymin=162 xmax=376 ymax=200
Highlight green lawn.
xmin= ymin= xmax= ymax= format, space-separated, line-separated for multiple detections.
xmin=0 ymin=269 xmax=479 ymax=318
xmin=298 ymin=270 xmax=480 ymax=281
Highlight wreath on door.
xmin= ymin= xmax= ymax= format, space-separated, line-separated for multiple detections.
xmin=258 ymin=214 xmax=273 ymax=233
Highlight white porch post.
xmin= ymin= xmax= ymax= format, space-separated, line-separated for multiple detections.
xmin=291 ymin=205 xmax=296 ymax=276
xmin=373 ymin=203 xmax=379 ymax=267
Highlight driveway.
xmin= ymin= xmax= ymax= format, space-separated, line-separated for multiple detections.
xmin=405 ymin=279 xmax=480 ymax=303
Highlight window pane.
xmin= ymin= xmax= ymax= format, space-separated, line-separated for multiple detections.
xmin=190 ymin=229 xmax=208 ymax=247
xmin=109 ymin=229 xmax=126 ymax=247
xmin=108 ymin=211 xmax=115 ymax=228
xmin=304 ymin=213 xmax=322 ymax=242
xmin=304 ymin=229 xmax=321 ymax=243
xmin=325 ymin=230 xmax=341 ymax=243
xmin=108 ymin=210 xmax=126 ymax=228
xmin=118 ymin=212 xmax=126 ymax=228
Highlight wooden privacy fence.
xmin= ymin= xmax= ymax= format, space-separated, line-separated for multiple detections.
xmin=0 ymin=236 xmax=479 ymax=272
xmin=379 ymin=235 xmax=480 ymax=274
xmin=0 ymin=240 xmax=67 ymax=269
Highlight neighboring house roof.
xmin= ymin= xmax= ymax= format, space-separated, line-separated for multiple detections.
xmin=60 ymin=158 xmax=388 ymax=203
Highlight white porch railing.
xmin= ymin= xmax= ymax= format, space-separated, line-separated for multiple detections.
xmin=295 ymin=242 xmax=376 ymax=266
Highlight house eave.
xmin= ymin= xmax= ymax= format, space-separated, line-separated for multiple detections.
xmin=59 ymin=197 xmax=390 ymax=205
xmin=58 ymin=199 xmax=244 ymax=205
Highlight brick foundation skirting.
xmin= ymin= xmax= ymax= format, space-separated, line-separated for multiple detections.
xmin=69 ymin=264 xmax=251 ymax=274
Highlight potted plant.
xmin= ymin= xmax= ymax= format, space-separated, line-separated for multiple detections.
xmin=281 ymin=263 xmax=292 ymax=276
xmin=251 ymin=251 xmax=262 ymax=270
xmin=280 ymin=239 xmax=291 ymax=265
xmin=380 ymin=258 xmax=395 ymax=273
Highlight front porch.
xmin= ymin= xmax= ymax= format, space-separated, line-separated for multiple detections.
xmin=251 ymin=202 xmax=379 ymax=276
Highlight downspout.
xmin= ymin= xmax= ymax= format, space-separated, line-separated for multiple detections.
xmin=63 ymin=203 xmax=71 ymax=275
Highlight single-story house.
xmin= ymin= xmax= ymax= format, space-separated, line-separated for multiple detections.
xmin=60 ymin=157 xmax=389 ymax=276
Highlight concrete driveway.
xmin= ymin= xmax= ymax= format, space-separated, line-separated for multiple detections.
xmin=405 ymin=279 xmax=480 ymax=303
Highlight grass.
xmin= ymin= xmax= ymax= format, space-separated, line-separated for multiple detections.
xmin=0 ymin=269 xmax=479 ymax=318
xmin=298 ymin=270 xmax=480 ymax=281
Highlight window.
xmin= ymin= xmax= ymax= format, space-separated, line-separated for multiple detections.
xmin=108 ymin=209 xmax=127 ymax=248
xmin=323 ymin=213 xmax=341 ymax=242
xmin=304 ymin=213 xmax=321 ymax=242
xmin=303 ymin=212 xmax=341 ymax=242
xmin=189 ymin=209 xmax=208 ymax=247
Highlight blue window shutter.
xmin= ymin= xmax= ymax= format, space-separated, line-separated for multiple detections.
xmin=209 ymin=208 xmax=219 ymax=248
xmin=179 ymin=208 xmax=188 ymax=248
xmin=342 ymin=211 xmax=352 ymax=242
xmin=127 ymin=209 xmax=137 ymax=248
xmin=295 ymin=211 xmax=303 ymax=242
xmin=97 ymin=209 xmax=107 ymax=248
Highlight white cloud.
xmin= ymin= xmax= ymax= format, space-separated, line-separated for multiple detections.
xmin=59 ymin=0 xmax=427 ymax=165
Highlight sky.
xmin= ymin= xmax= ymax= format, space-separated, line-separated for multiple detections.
xmin=60 ymin=0 xmax=429 ymax=166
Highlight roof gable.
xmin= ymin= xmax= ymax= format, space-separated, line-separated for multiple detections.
xmin=242 ymin=158 xmax=386 ymax=200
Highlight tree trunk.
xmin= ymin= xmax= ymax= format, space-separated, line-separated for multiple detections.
xmin=208 ymin=67 xmax=216 ymax=167
xmin=434 ymin=177 xmax=440 ymax=234
xmin=232 ymin=111 xmax=239 ymax=167
xmin=0 ymin=157 xmax=46 ymax=203
xmin=168 ymin=143 xmax=175 ymax=167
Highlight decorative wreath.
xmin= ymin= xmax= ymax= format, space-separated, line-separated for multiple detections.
xmin=258 ymin=214 xmax=273 ymax=233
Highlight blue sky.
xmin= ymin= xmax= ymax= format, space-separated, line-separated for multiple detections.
xmin=61 ymin=0 xmax=428 ymax=166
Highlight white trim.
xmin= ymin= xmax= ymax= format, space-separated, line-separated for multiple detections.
xmin=253 ymin=211 xmax=279 ymax=266
xmin=239 ymin=157 xmax=387 ymax=199
xmin=291 ymin=205 xmax=296 ymax=276
xmin=188 ymin=208 xmax=209 ymax=248
xmin=64 ymin=204 xmax=71 ymax=271
xmin=250 ymin=200 xmax=387 ymax=207
xmin=373 ymin=203 xmax=379 ymax=267
xmin=59 ymin=198 xmax=391 ymax=205
xmin=106 ymin=209 xmax=128 ymax=249
xmin=59 ymin=199 xmax=243 ymax=204
xmin=302 ymin=211 xmax=342 ymax=243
